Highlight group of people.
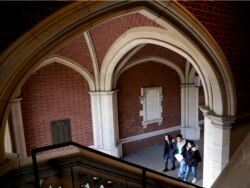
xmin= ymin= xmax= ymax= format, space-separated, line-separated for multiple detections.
xmin=163 ymin=133 xmax=201 ymax=184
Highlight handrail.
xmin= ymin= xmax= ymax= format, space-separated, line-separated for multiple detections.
xmin=32 ymin=141 xmax=203 ymax=188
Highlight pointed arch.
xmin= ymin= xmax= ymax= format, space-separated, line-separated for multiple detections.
xmin=114 ymin=56 xmax=185 ymax=88
xmin=100 ymin=26 xmax=231 ymax=115
xmin=0 ymin=2 xmax=236 ymax=186
xmin=34 ymin=56 xmax=96 ymax=91
xmin=0 ymin=1 xmax=236 ymax=133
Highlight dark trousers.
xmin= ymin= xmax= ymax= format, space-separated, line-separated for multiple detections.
xmin=164 ymin=153 xmax=175 ymax=169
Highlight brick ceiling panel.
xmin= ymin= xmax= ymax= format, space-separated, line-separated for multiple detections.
xmin=89 ymin=13 xmax=163 ymax=67
xmin=54 ymin=34 xmax=94 ymax=77
xmin=128 ymin=44 xmax=186 ymax=72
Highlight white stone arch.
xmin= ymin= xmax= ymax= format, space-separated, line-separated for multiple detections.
xmin=113 ymin=56 xmax=185 ymax=88
xmin=101 ymin=26 xmax=225 ymax=114
xmin=99 ymin=24 xmax=235 ymax=187
xmin=0 ymin=1 xmax=236 ymax=186
xmin=100 ymin=27 xmax=211 ymax=111
xmin=4 ymin=56 xmax=96 ymax=158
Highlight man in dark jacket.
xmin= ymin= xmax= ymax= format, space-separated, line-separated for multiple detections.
xmin=173 ymin=134 xmax=187 ymax=179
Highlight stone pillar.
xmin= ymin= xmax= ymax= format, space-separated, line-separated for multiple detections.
xmin=200 ymin=106 xmax=234 ymax=187
xmin=181 ymin=84 xmax=200 ymax=140
xmin=89 ymin=92 xmax=103 ymax=149
xmin=4 ymin=120 xmax=12 ymax=153
xmin=11 ymin=97 xmax=27 ymax=158
xmin=211 ymin=116 xmax=233 ymax=184
xmin=89 ymin=91 xmax=119 ymax=157
xmin=203 ymin=114 xmax=214 ymax=187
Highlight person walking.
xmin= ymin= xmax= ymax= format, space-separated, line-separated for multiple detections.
xmin=173 ymin=133 xmax=187 ymax=180
xmin=183 ymin=140 xmax=200 ymax=183
xmin=163 ymin=134 xmax=175 ymax=172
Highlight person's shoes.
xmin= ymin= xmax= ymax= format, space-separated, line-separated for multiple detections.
xmin=163 ymin=168 xmax=168 ymax=172
xmin=171 ymin=166 xmax=176 ymax=170
xmin=178 ymin=176 xmax=182 ymax=180
xmin=192 ymin=178 xmax=197 ymax=183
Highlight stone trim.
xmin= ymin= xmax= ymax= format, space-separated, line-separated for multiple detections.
xmin=119 ymin=126 xmax=180 ymax=144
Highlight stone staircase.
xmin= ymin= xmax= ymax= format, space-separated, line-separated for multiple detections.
xmin=0 ymin=142 xmax=201 ymax=188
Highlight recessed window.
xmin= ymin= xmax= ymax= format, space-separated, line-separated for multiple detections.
xmin=51 ymin=119 xmax=72 ymax=144
xmin=140 ymin=87 xmax=163 ymax=128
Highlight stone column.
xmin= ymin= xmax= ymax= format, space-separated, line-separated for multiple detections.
xmin=211 ymin=116 xmax=233 ymax=185
xmin=203 ymin=114 xmax=214 ymax=187
xmin=4 ymin=120 xmax=12 ymax=153
xmin=181 ymin=84 xmax=200 ymax=140
xmin=89 ymin=92 xmax=103 ymax=149
xmin=89 ymin=91 xmax=120 ymax=157
xmin=200 ymin=106 xmax=235 ymax=187
xmin=11 ymin=97 xmax=27 ymax=158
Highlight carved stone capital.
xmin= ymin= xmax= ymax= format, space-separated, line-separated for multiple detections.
xmin=199 ymin=105 xmax=235 ymax=129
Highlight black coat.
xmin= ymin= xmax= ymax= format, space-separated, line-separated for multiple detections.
xmin=163 ymin=140 xmax=174 ymax=158
xmin=185 ymin=146 xmax=198 ymax=167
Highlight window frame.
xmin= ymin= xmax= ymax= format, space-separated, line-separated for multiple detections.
xmin=140 ymin=87 xmax=163 ymax=128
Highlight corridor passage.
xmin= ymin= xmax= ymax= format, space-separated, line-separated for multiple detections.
xmin=122 ymin=135 xmax=204 ymax=187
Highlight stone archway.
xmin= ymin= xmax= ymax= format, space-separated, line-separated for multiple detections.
xmin=5 ymin=56 xmax=96 ymax=158
xmin=0 ymin=1 xmax=236 ymax=187
xmin=100 ymin=25 xmax=235 ymax=187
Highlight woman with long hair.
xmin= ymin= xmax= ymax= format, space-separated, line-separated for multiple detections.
xmin=163 ymin=134 xmax=176 ymax=171
xmin=183 ymin=140 xmax=200 ymax=183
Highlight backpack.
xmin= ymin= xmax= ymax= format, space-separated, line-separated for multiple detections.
xmin=195 ymin=150 xmax=202 ymax=162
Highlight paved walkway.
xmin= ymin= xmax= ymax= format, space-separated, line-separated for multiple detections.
xmin=122 ymin=135 xmax=204 ymax=187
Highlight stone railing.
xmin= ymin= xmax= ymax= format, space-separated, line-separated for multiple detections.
xmin=0 ymin=142 xmax=201 ymax=188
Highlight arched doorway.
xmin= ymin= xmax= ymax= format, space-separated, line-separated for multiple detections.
xmin=0 ymin=1 xmax=236 ymax=187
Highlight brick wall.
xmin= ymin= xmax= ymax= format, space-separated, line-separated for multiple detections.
xmin=21 ymin=63 xmax=93 ymax=156
xmin=180 ymin=1 xmax=250 ymax=114
xmin=55 ymin=34 xmax=95 ymax=77
xmin=129 ymin=44 xmax=186 ymax=73
xmin=117 ymin=61 xmax=181 ymax=155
